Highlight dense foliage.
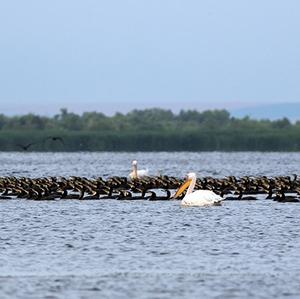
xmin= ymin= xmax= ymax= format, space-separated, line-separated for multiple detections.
xmin=0 ymin=108 xmax=299 ymax=151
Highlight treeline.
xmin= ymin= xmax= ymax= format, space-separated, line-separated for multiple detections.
xmin=0 ymin=108 xmax=300 ymax=151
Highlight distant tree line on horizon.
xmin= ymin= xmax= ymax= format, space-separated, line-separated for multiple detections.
xmin=0 ymin=108 xmax=299 ymax=151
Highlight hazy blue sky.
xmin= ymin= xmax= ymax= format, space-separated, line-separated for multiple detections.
xmin=0 ymin=0 xmax=300 ymax=115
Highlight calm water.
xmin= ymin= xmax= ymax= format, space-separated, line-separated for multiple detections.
xmin=1 ymin=152 xmax=300 ymax=299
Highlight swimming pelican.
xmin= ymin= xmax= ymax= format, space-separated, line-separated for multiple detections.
xmin=174 ymin=172 xmax=223 ymax=206
xmin=129 ymin=160 xmax=149 ymax=179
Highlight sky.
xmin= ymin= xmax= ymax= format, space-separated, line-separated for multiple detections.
xmin=0 ymin=0 xmax=300 ymax=115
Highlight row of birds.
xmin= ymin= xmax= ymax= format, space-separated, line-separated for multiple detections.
xmin=0 ymin=160 xmax=299 ymax=206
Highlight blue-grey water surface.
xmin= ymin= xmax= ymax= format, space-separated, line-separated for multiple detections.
xmin=1 ymin=152 xmax=300 ymax=299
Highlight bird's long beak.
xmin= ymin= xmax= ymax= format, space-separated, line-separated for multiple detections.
xmin=174 ymin=178 xmax=192 ymax=198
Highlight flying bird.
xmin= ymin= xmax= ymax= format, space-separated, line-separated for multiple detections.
xmin=44 ymin=136 xmax=65 ymax=145
xmin=16 ymin=143 xmax=35 ymax=151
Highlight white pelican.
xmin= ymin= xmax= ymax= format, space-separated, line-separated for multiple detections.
xmin=129 ymin=160 xmax=149 ymax=179
xmin=174 ymin=172 xmax=223 ymax=207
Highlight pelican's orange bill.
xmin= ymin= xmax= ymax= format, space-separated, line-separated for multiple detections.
xmin=174 ymin=179 xmax=192 ymax=198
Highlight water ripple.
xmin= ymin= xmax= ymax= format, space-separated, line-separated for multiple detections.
xmin=1 ymin=152 xmax=300 ymax=298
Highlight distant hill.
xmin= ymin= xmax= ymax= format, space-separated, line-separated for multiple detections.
xmin=231 ymin=103 xmax=300 ymax=121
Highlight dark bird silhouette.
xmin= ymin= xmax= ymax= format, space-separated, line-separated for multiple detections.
xmin=44 ymin=136 xmax=65 ymax=145
xmin=16 ymin=143 xmax=35 ymax=151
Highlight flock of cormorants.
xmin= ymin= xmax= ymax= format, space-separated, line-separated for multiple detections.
xmin=0 ymin=174 xmax=299 ymax=202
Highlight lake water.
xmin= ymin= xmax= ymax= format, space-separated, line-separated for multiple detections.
xmin=1 ymin=152 xmax=300 ymax=299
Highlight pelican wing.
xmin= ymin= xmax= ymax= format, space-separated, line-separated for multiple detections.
xmin=181 ymin=190 xmax=223 ymax=207
xmin=129 ymin=169 xmax=149 ymax=179
xmin=137 ymin=169 xmax=148 ymax=177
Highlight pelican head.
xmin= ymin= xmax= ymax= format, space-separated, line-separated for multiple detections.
xmin=187 ymin=172 xmax=196 ymax=180
xmin=174 ymin=172 xmax=196 ymax=198
xmin=132 ymin=160 xmax=137 ymax=166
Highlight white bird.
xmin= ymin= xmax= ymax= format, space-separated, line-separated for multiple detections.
xmin=129 ymin=160 xmax=149 ymax=179
xmin=174 ymin=172 xmax=223 ymax=207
